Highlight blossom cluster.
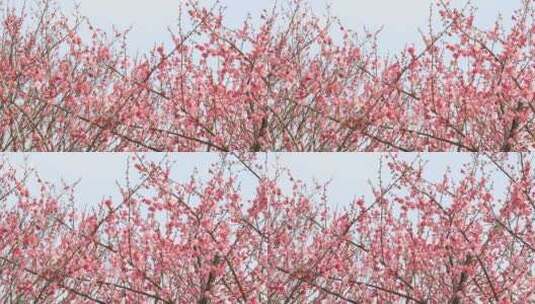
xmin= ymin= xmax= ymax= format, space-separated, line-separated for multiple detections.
xmin=0 ymin=155 xmax=533 ymax=303
xmin=0 ymin=0 xmax=533 ymax=151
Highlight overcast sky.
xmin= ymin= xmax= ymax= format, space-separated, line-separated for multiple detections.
xmin=3 ymin=153 xmax=483 ymax=211
xmin=53 ymin=0 xmax=519 ymax=54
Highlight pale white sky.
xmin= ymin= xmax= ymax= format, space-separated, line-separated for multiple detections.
xmin=3 ymin=153 xmax=483 ymax=211
xmin=54 ymin=0 xmax=519 ymax=54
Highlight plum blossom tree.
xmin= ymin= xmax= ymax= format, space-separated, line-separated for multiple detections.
xmin=0 ymin=0 xmax=533 ymax=152
xmin=0 ymin=153 xmax=533 ymax=303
